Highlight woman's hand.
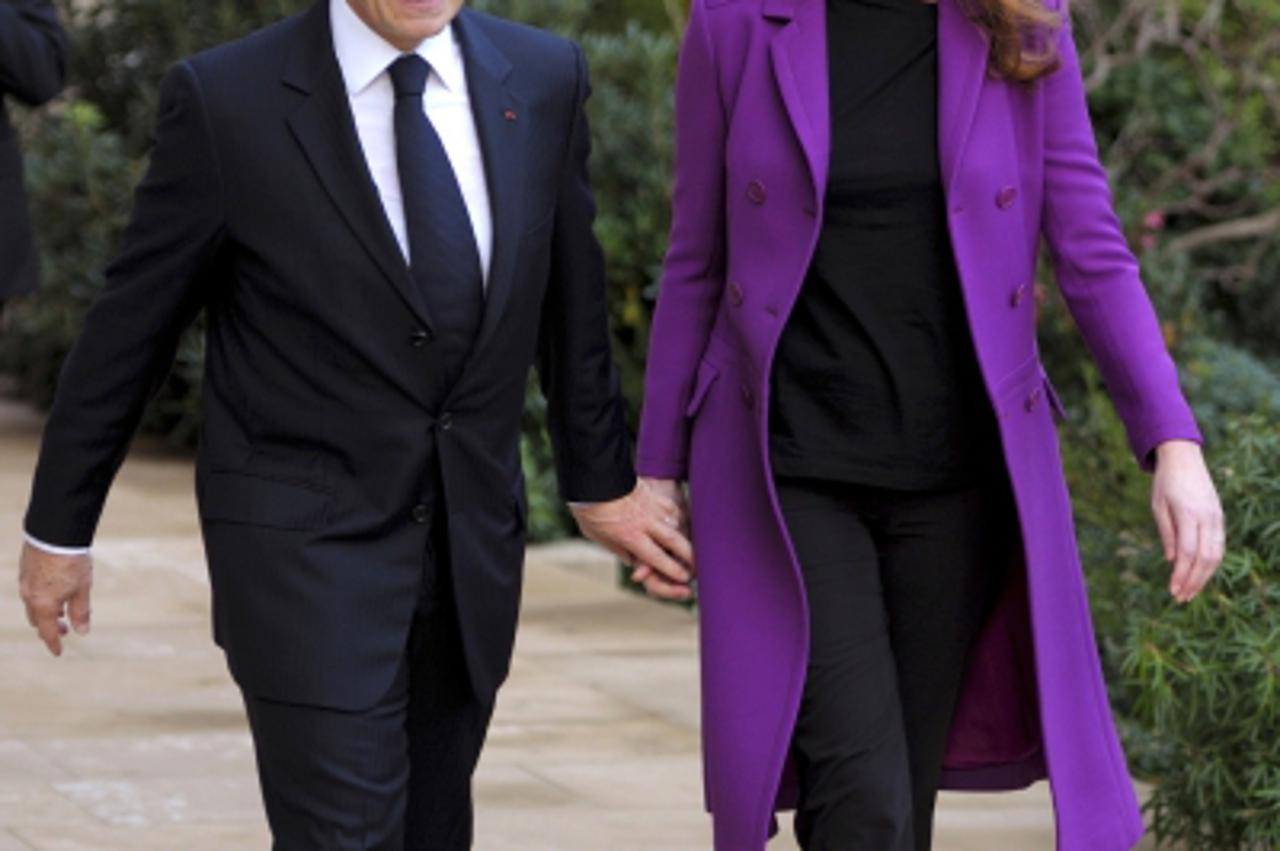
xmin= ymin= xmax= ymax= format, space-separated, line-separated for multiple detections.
xmin=570 ymin=479 xmax=694 ymax=602
xmin=1151 ymin=440 xmax=1225 ymax=603
xmin=629 ymin=477 xmax=695 ymax=601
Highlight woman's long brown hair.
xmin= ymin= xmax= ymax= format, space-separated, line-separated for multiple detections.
xmin=958 ymin=0 xmax=1065 ymax=83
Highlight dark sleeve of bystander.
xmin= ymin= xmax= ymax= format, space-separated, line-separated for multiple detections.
xmin=0 ymin=0 xmax=68 ymax=107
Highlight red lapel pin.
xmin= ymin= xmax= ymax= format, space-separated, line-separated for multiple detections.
xmin=503 ymin=109 xmax=518 ymax=122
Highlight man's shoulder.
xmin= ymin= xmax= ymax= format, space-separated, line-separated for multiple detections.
xmin=460 ymin=9 xmax=579 ymax=78
xmin=462 ymin=9 xmax=575 ymax=53
xmin=181 ymin=9 xmax=310 ymax=91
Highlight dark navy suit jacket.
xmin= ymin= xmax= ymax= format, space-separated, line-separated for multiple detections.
xmin=0 ymin=0 xmax=67 ymax=299
xmin=26 ymin=1 xmax=635 ymax=710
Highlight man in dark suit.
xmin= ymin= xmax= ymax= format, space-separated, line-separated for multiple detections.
xmin=16 ymin=0 xmax=693 ymax=847
xmin=0 ymin=0 xmax=68 ymax=311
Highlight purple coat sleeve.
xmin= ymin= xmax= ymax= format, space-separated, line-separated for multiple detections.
xmin=635 ymin=0 xmax=727 ymax=480
xmin=1040 ymin=6 xmax=1202 ymax=469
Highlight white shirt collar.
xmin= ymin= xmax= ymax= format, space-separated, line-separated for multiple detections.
xmin=330 ymin=0 xmax=466 ymax=96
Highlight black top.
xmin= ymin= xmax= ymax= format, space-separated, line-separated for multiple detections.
xmin=768 ymin=0 xmax=1000 ymax=489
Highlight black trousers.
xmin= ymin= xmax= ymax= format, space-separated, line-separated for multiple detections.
xmin=241 ymin=515 xmax=494 ymax=851
xmin=775 ymin=474 xmax=1015 ymax=851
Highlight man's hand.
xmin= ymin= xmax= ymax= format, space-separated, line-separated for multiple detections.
xmin=1152 ymin=440 xmax=1225 ymax=604
xmin=18 ymin=542 xmax=93 ymax=656
xmin=571 ymin=478 xmax=694 ymax=601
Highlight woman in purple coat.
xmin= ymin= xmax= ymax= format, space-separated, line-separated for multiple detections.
xmin=632 ymin=0 xmax=1226 ymax=848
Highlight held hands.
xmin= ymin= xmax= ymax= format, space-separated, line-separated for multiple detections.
xmin=570 ymin=477 xmax=695 ymax=601
xmin=18 ymin=542 xmax=93 ymax=656
xmin=1152 ymin=440 xmax=1225 ymax=604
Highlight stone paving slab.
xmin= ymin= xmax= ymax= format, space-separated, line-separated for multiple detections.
xmin=0 ymin=396 xmax=1150 ymax=849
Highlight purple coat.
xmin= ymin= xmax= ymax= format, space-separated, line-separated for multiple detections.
xmin=635 ymin=0 xmax=1202 ymax=848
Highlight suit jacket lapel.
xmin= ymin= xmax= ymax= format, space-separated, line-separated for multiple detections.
xmin=937 ymin=0 xmax=989 ymax=200
xmin=766 ymin=0 xmax=830 ymax=201
xmin=281 ymin=2 xmax=435 ymax=333
xmin=453 ymin=11 xmax=528 ymax=358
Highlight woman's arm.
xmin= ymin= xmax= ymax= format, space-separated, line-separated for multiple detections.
xmin=1040 ymin=6 xmax=1200 ymax=469
xmin=635 ymin=0 xmax=728 ymax=481
xmin=1040 ymin=5 xmax=1223 ymax=601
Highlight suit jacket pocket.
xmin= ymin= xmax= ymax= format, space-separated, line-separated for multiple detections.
xmin=199 ymin=470 xmax=332 ymax=531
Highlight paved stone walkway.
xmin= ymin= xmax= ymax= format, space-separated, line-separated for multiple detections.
xmin=0 ymin=396 xmax=1144 ymax=849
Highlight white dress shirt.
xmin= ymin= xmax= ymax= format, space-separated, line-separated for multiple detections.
xmin=331 ymin=0 xmax=493 ymax=281
xmin=26 ymin=0 xmax=496 ymax=555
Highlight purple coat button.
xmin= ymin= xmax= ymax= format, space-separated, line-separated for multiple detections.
xmin=1025 ymin=386 xmax=1043 ymax=412
xmin=741 ymin=384 xmax=755 ymax=408
xmin=996 ymin=186 xmax=1018 ymax=209
xmin=746 ymin=180 xmax=767 ymax=204
xmin=1010 ymin=283 xmax=1029 ymax=308
xmin=728 ymin=282 xmax=744 ymax=307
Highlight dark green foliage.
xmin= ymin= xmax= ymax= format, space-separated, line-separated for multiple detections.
xmin=1066 ymin=0 xmax=1280 ymax=363
xmin=578 ymin=23 xmax=677 ymax=413
xmin=68 ymin=0 xmax=310 ymax=156
xmin=0 ymin=101 xmax=210 ymax=446
xmin=1057 ymin=358 xmax=1280 ymax=849
xmin=1114 ymin=417 xmax=1280 ymax=850
xmin=1180 ymin=338 xmax=1280 ymax=446
xmin=1 ymin=0 xmax=308 ymax=449
xmin=0 ymin=105 xmax=135 ymax=404
xmin=471 ymin=0 xmax=680 ymax=37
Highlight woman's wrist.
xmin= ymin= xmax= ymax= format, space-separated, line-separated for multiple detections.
xmin=1155 ymin=439 xmax=1202 ymax=467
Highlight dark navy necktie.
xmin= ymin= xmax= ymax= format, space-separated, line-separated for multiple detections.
xmin=388 ymin=54 xmax=484 ymax=388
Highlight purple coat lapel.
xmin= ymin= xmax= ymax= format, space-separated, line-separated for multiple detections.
xmin=937 ymin=0 xmax=990 ymax=197
xmin=765 ymin=0 xmax=990 ymax=203
xmin=765 ymin=0 xmax=829 ymax=197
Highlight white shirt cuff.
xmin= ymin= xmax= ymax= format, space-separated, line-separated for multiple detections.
xmin=24 ymin=533 xmax=91 ymax=556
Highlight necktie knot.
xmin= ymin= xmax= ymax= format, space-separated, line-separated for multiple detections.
xmin=388 ymin=54 xmax=430 ymax=98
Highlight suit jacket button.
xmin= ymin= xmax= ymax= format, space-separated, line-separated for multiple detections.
xmin=410 ymin=330 xmax=430 ymax=347
xmin=1010 ymin=284 xmax=1029 ymax=308
xmin=996 ymin=186 xmax=1018 ymax=209
xmin=412 ymin=504 xmax=430 ymax=524
xmin=741 ymin=384 xmax=755 ymax=408
xmin=438 ymin=412 xmax=454 ymax=431
xmin=728 ymin=282 xmax=744 ymax=307
xmin=746 ymin=180 xmax=767 ymax=205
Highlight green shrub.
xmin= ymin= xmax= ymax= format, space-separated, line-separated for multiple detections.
xmin=0 ymin=104 xmax=134 ymax=404
xmin=0 ymin=101 xmax=208 ymax=447
xmin=1075 ymin=0 xmax=1280 ymax=364
xmin=68 ymin=0 xmax=310 ymax=156
xmin=1117 ymin=416 xmax=1280 ymax=850
xmin=1180 ymin=338 xmax=1280 ymax=446
xmin=1058 ymin=339 xmax=1280 ymax=832
xmin=1057 ymin=362 xmax=1157 ymax=687
xmin=578 ymin=23 xmax=676 ymax=414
